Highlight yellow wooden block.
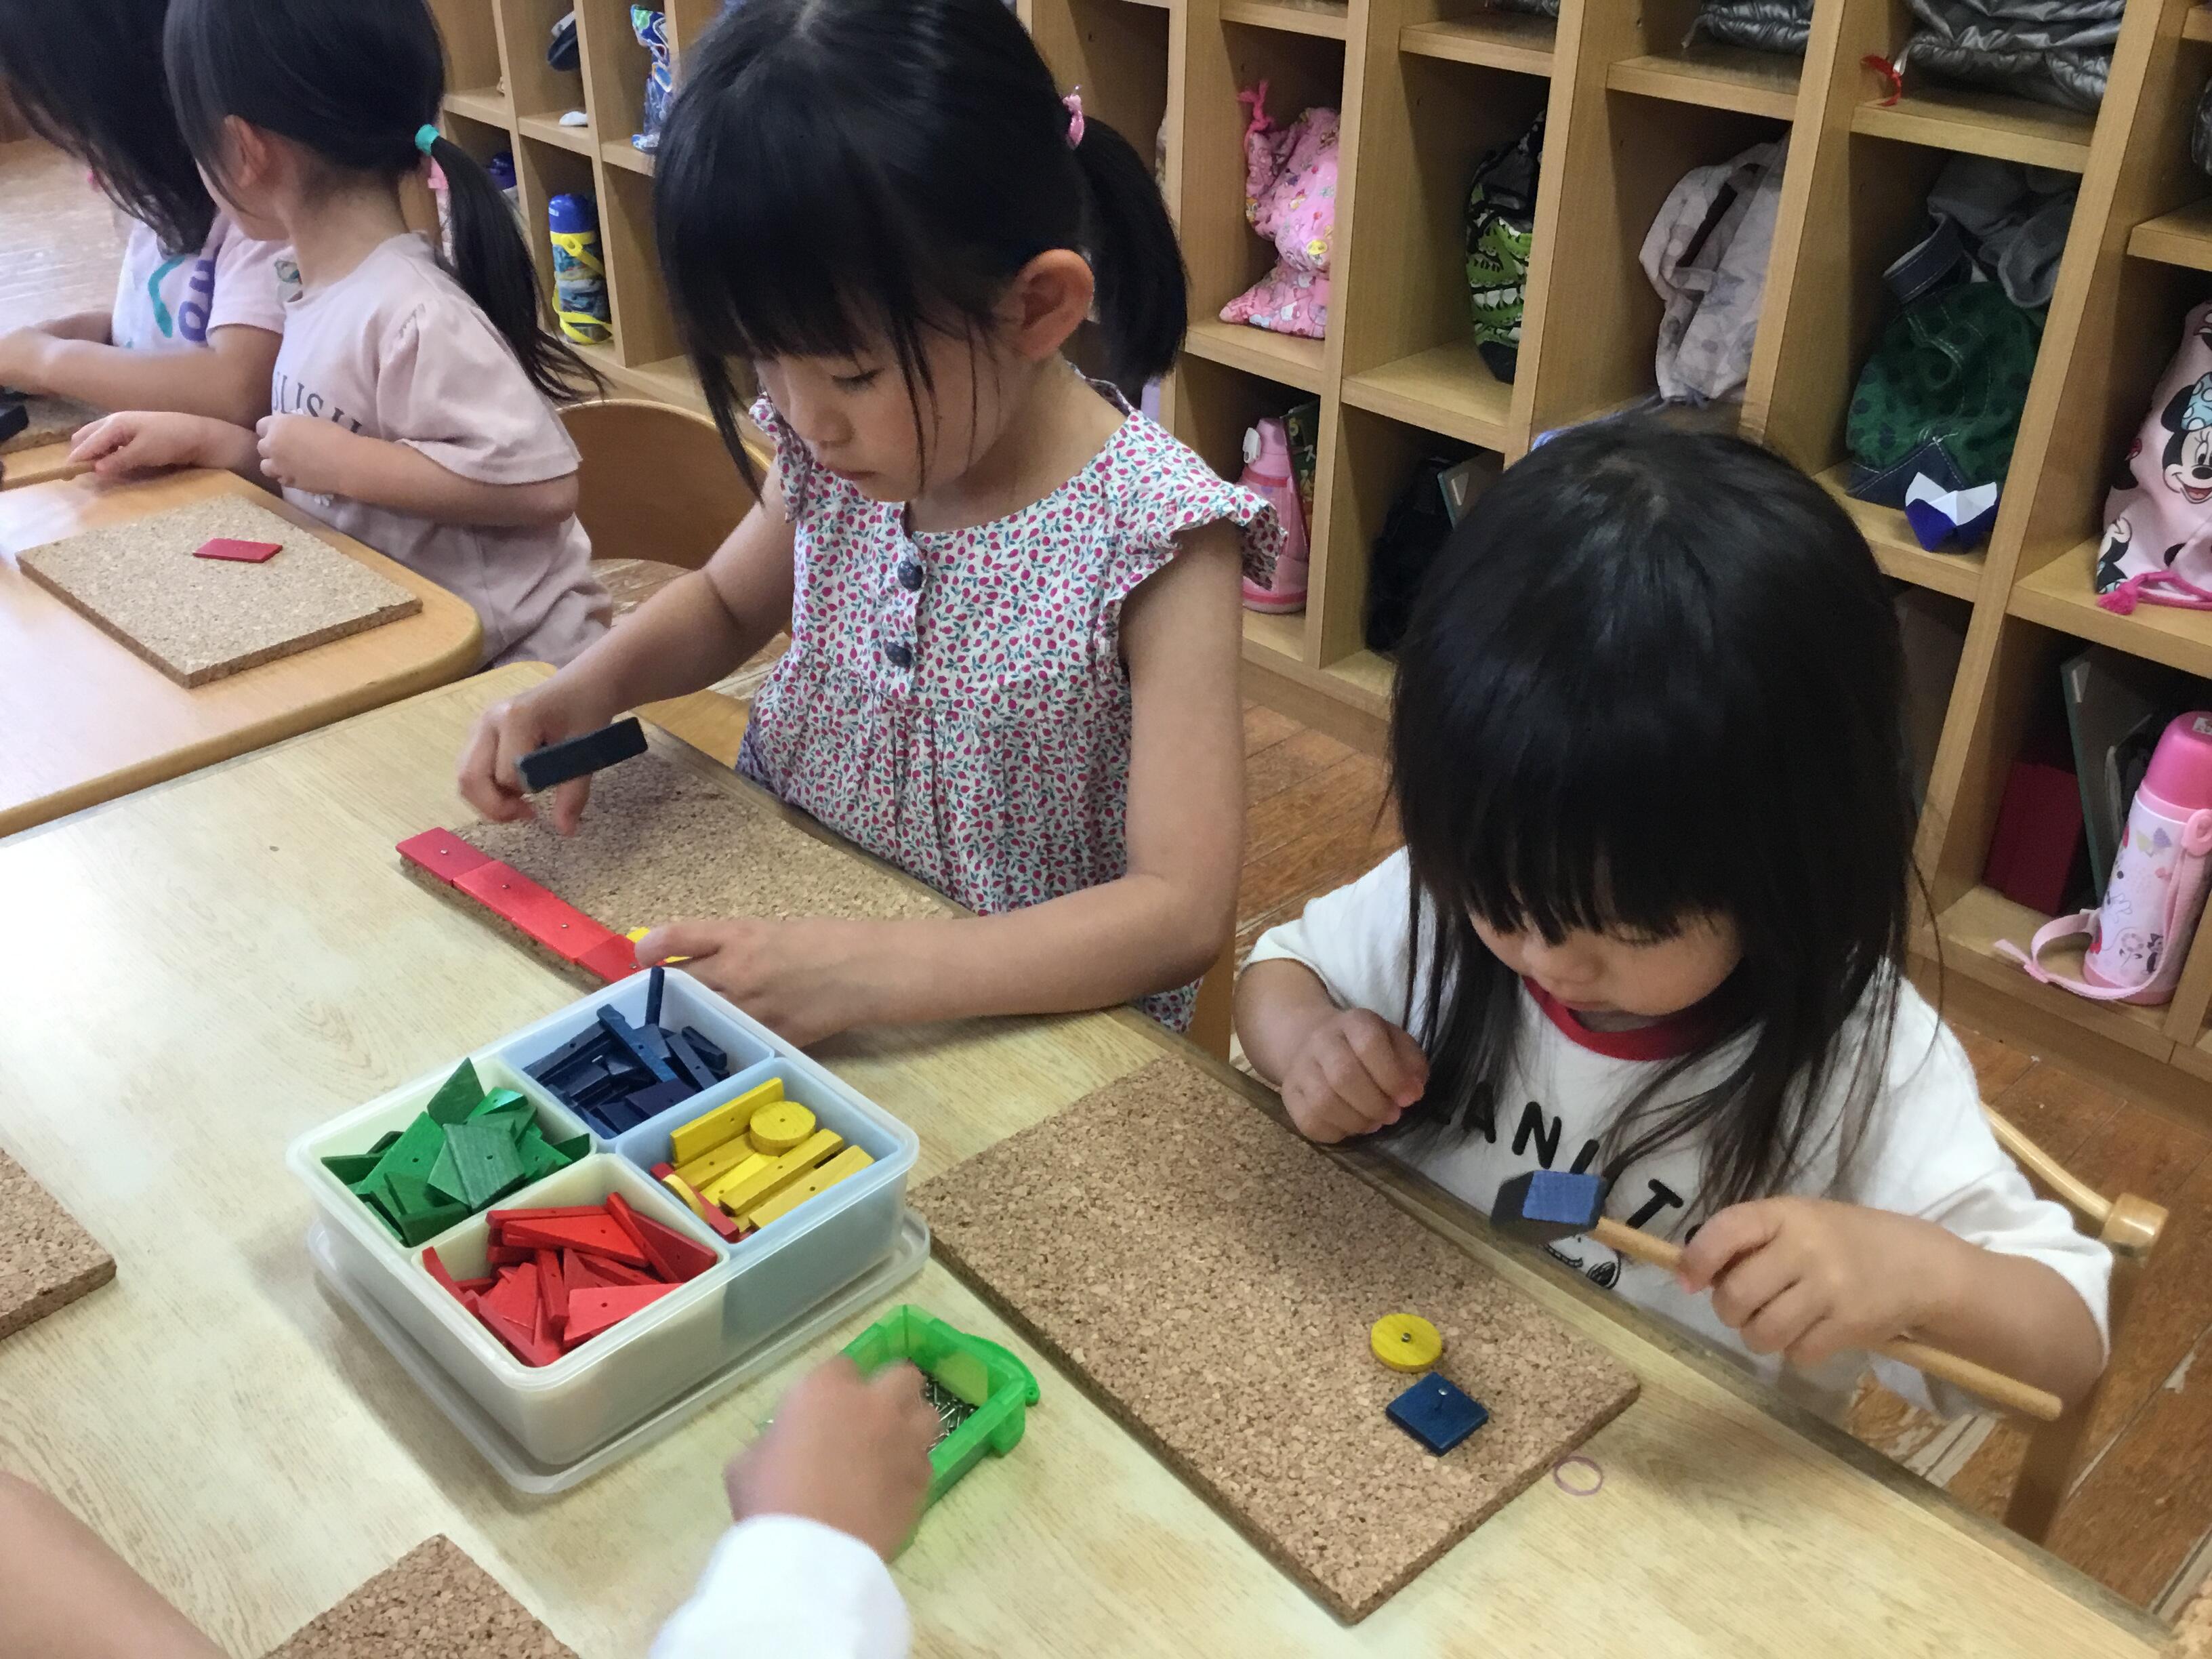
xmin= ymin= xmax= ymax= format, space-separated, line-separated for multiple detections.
xmin=747 ymin=1101 xmax=817 ymax=1155
xmin=745 ymin=1145 xmax=874 ymax=1229
xmin=669 ymin=1078 xmax=783 ymax=1165
xmin=676 ymin=1139 xmax=771 ymax=1193
xmin=706 ymin=1128 xmax=841 ymax=1214
xmin=659 ymin=1170 xmax=718 ymax=1225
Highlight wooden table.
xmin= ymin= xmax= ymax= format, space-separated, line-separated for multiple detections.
xmin=0 ymin=666 xmax=2170 ymax=1658
xmin=0 ymin=466 xmax=480 ymax=837
xmin=0 ymin=438 xmax=81 ymax=491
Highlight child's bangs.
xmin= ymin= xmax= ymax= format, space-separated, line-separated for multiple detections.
xmin=1408 ymin=679 xmax=1741 ymax=949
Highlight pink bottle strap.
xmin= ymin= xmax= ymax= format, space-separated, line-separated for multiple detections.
xmin=1994 ymin=913 xmax=2147 ymax=1000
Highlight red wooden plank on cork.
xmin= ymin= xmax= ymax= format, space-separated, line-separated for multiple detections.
xmin=396 ymin=829 xmax=493 ymax=888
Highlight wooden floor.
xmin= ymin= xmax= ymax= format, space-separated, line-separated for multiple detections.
xmin=6 ymin=131 xmax=2209 ymax=1633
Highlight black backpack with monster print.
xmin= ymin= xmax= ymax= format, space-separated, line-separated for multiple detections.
xmin=2095 ymin=300 xmax=2212 ymax=613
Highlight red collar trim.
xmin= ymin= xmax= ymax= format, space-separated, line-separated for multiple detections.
xmin=1524 ymin=979 xmax=1723 ymax=1062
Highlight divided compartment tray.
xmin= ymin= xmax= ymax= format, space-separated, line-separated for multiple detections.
xmin=287 ymin=970 xmax=921 ymax=1465
xmin=308 ymin=1213 xmax=931 ymax=1493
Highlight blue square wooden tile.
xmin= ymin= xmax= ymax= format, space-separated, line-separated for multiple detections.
xmin=1387 ymin=1373 xmax=1488 ymax=1454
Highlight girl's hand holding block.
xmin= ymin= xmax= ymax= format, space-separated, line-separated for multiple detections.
xmin=1268 ymin=998 xmax=1430 ymax=1145
xmin=637 ymin=917 xmax=884 ymax=1050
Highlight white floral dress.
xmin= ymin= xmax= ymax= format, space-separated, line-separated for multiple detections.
xmin=739 ymin=384 xmax=1280 ymax=1028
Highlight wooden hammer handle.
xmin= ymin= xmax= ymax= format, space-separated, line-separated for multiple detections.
xmin=1591 ymin=1218 xmax=2064 ymax=1422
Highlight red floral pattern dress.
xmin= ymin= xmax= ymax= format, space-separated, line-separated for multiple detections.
xmin=738 ymin=384 xmax=1280 ymax=1029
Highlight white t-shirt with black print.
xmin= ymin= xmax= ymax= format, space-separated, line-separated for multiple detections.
xmin=1246 ymin=849 xmax=2112 ymax=1421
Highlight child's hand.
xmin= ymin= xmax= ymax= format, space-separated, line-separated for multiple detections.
xmin=638 ymin=917 xmax=880 ymax=1046
xmin=69 ymin=411 xmax=212 ymax=476
xmin=457 ymin=682 xmax=623 ymax=834
xmin=1279 ymin=1008 xmax=1429 ymax=1143
xmin=0 ymin=327 xmax=57 ymax=393
xmin=725 ymin=1355 xmax=939 ymax=1561
xmin=1676 ymin=1197 xmax=1955 ymax=1368
xmin=255 ymin=413 xmax=357 ymax=496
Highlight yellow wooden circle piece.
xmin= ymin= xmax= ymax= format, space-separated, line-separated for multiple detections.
xmin=1370 ymin=1313 xmax=1443 ymax=1372
xmin=749 ymin=1101 xmax=818 ymax=1155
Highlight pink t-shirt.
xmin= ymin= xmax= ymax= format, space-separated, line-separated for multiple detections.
xmin=110 ymin=213 xmax=293 ymax=352
xmin=270 ymin=233 xmax=609 ymax=668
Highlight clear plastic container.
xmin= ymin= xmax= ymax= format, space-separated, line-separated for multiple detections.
xmin=286 ymin=970 xmax=920 ymax=1465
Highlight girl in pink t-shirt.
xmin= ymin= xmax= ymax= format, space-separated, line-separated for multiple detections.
xmin=73 ymin=0 xmax=611 ymax=669
xmin=459 ymin=0 xmax=1275 ymax=1043
xmin=0 ymin=0 xmax=287 ymax=428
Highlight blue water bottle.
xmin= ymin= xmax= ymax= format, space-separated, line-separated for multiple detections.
xmin=548 ymin=192 xmax=611 ymax=346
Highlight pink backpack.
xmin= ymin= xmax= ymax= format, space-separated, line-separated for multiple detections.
xmin=1999 ymin=712 xmax=2212 ymax=1004
xmin=2095 ymin=302 xmax=2212 ymax=613
xmin=1219 ymin=83 xmax=1338 ymax=342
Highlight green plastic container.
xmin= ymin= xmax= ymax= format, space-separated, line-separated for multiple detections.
xmin=843 ymin=1305 xmax=1038 ymax=1510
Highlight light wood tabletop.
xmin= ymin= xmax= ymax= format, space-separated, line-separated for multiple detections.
xmin=0 ymin=665 xmax=2171 ymax=1658
xmin=0 ymin=438 xmax=83 ymax=491
xmin=0 ymin=466 xmax=480 ymax=838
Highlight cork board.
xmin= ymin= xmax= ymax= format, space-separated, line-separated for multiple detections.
xmin=263 ymin=1536 xmax=576 ymax=1659
xmin=0 ymin=1151 xmax=115 ymax=1343
xmin=1 ymin=394 xmax=98 ymax=454
xmin=18 ymin=495 xmax=420 ymax=687
xmin=914 ymin=1057 xmax=1641 ymax=1622
xmin=415 ymin=745 xmax=943 ymax=980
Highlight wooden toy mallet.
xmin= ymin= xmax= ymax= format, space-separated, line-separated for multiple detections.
xmin=1492 ymin=1170 xmax=2064 ymax=1421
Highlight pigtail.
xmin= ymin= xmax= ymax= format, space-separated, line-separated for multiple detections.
xmin=1069 ymin=114 xmax=1187 ymax=388
xmin=428 ymin=136 xmax=601 ymax=403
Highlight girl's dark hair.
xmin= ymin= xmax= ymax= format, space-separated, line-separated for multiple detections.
xmin=656 ymin=0 xmax=1187 ymax=477
xmin=1389 ymin=418 xmax=1917 ymax=1215
xmin=163 ymin=0 xmax=597 ymax=402
xmin=0 ymin=0 xmax=215 ymax=253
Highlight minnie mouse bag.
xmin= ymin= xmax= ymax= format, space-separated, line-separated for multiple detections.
xmin=2095 ymin=300 xmax=2212 ymax=612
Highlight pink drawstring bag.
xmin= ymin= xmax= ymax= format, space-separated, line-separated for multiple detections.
xmin=1999 ymin=712 xmax=2212 ymax=1004
xmin=2095 ymin=301 xmax=2212 ymax=614
xmin=1219 ymin=82 xmax=1338 ymax=341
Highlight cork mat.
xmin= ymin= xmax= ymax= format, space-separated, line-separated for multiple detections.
xmin=434 ymin=744 xmax=943 ymax=943
xmin=18 ymin=495 xmax=419 ymax=687
xmin=263 ymin=1536 xmax=575 ymax=1659
xmin=1 ymin=394 xmax=98 ymax=454
xmin=0 ymin=1151 xmax=115 ymax=1343
xmin=914 ymin=1057 xmax=1641 ymax=1622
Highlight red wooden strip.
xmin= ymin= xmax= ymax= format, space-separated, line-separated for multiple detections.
xmin=396 ymin=829 xmax=493 ymax=888
xmin=578 ymin=935 xmax=641 ymax=983
xmin=629 ymin=1210 xmax=718 ymax=1281
xmin=572 ymin=1251 xmax=657 ymax=1287
xmin=564 ymin=1282 xmax=675 ymax=1345
xmin=500 ymin=1215 xmax=647 ymax=1264
xmin=453 ymin=862 xmax=621 ymax=964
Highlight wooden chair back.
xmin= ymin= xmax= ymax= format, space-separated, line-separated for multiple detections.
xmin=1188 ymin=937 xmax=1239 ymax=1061
xmin=1983 ymin=1105 xmax=2169 ymax=1542
xmin=561 ymin=398 xmax=758 ymax=572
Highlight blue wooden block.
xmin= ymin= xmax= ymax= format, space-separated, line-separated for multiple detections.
xmin=644 ymin=964 xmax=666 ymax=1027
xmin=598 ymin=1004 xmax=676 ymax=1084
xmin=1386 ymin=1373 xmax=1488 ymax=1455
xmin=680 ymin=1027 xmax=727 ymax=1073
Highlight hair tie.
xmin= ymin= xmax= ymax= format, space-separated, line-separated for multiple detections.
xmin=414 ymin=124 xmax=441 ymax=158
xmin=1063 ymin=89 xmax=1084 ymax=150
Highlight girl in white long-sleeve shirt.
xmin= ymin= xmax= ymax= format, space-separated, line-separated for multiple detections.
xmin=1236 ymin=417 xmax=2110 ymax=1422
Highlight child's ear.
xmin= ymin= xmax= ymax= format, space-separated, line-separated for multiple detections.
xmin=1002 ymin=250 xmax=1095 ymax=362
xmin=213 ymin=115 xmax=276 ymax=202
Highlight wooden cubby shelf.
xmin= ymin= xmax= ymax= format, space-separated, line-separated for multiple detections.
xmin=443 ymin=87 xmax=513 ymax=125
xmin=2010 ymin=544 xmax=2212 ymax=682
xmin=1184 ymin=319 xmax=1330 ymax=392
xmin=1818 ymin=469 xmax=1985 ymax=602
xmin=2186 ymin=3 xmax=2212 ymax=42
xmin=1220 ymin=0 xmax=1352 ymax=39
xmin=1399 ymin=14 xmax=1554 ymax=75
xmin=1341 ymin=343 xmax=1511 ymax=449
xmin=1849 ymin=85 xmax=2095 ymax=172
xmin=2129 ymin=198 xmax=2212 ymax=269
xmin=1605 ymin=43 xmax=1801 ymax=121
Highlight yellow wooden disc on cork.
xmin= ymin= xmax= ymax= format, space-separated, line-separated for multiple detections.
xmin=749 ymin=1101 xmax=818 ymax=1155
xmin=1370 ymin=1313 xmax=1443 ymax=1372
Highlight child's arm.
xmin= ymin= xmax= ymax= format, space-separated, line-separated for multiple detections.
xmin=1677 ymin=1199 xmax=2106 ymax=1408
xmin=457 ymin=478 xmax=801 ymax=832
xmin=0 ymin=1475 xmax=225 ymax=1659
xmin=30 ymin=310 xmax=112 ymax=344
xmin=0 ymin=323 xmax=278 ymax=428
xmin=255 ymin=414 xmax=577 ymax=528
xmin=652 ymin=1357 xmax=931 ymax=1659
xmin=70 ymin=411 xmax=266 ymax=484
xmin=1238 ymin=958 xmax=1429 ymax=1142
xmin=633 ymin=525 xmax=1248 ymax=1045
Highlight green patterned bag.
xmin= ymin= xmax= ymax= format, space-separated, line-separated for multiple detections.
xmin=1465 ymin=115 xmax=1544 ymax=383
xmin=1846 ymin=279 xmax=2041 ymax=504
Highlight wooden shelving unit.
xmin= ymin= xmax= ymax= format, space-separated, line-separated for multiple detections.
xmin=428 ymin=0 xmax=717 ymax=414
xmin=1012 ymin=0 xmax=2212 ymax=1116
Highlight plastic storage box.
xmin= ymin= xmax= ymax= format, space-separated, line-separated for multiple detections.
xmin=289 ymin=970 xmax=920 ymax=1465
